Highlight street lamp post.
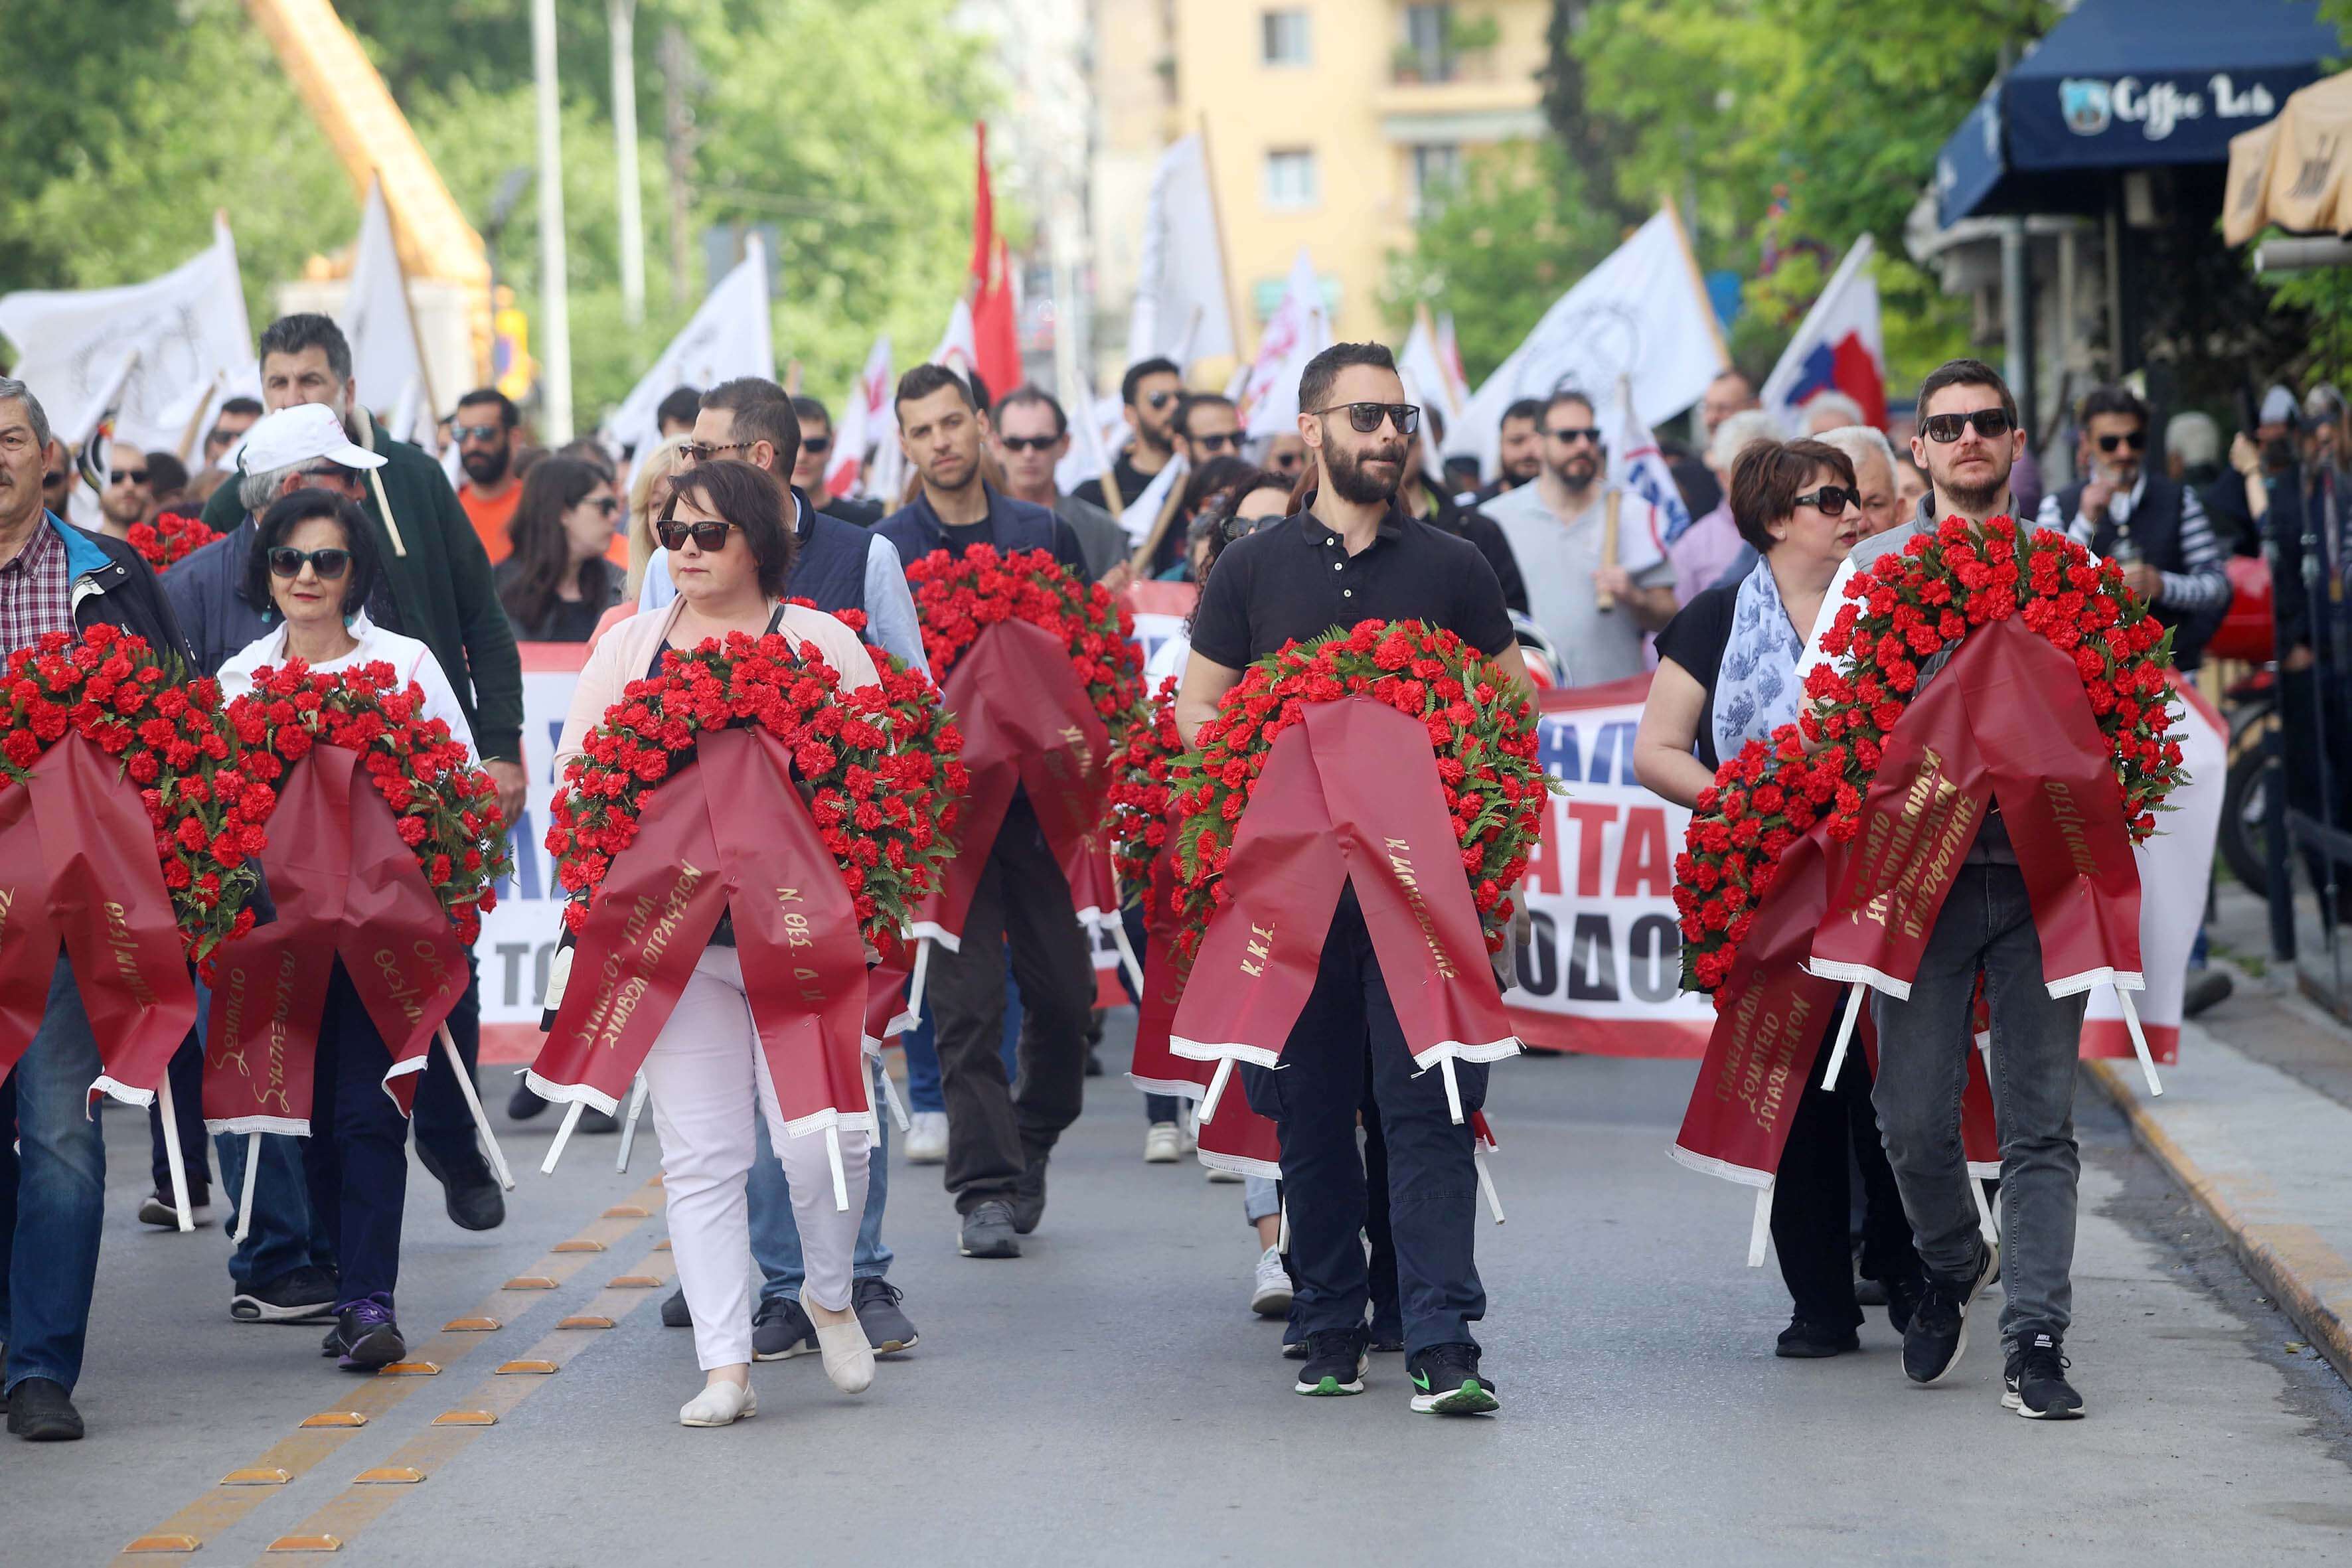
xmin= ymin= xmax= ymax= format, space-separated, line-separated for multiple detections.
xmin=609 ymin=0 xmax=646 ymax=329
xmin=532 ymin=0 xmax=574 ymax=440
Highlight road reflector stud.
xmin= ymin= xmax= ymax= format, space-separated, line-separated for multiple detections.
xmin=299 ymin=1411 xmax=368 ymax=1429
xmin=354 ymin=1467 xmax=426 ymax=1485
xmin=442 ymin=1316 xmax=502 ymax=1332
xmin=376 ymin=1362 xmax=440 ymax=1376
xmin=123 ymin=1535 xmax=202 ymax=1553
xmin=433 ymin=1410 xmax=497 ymax=1427
xmin=653 ymin=1238 xmax=672 ymax=1251
xmin=552 ymin=1239 xmax=606 ymax=1253
xmin=222 ymin=1467 xmax=292 ymax=1486
xmin=496 ymin=1359 xmax=560 ymax=1375
xmin=503 ymin=1275 xmax=558 ymax=1290
xmin=650 ymin=1172 xmax=665 ymax=1186
xmin=609 ymin=1274 xmax=661 ymax=1287
xmin=603 ymin=1204 xmax=651 ymax=1218
xmin=558 ymin=1315 xmax=615 ymax=1330
xmin=264 ymin=1536 xmax=343 ymax=1553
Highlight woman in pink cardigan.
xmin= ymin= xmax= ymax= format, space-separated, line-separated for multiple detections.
xmin=552 ymin=461 xmax=881 ymax=1427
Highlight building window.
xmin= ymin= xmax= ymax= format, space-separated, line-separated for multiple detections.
xmin=1263 ymin=148 xmax=1318 ymax=211
xmin=1409 ymin=144 xmax=1461 ymax=218
xmin=1401 ymin=3 xmax=1454 ymax=82
xmin=1261 ymin=9 xmax=1310 ymax=67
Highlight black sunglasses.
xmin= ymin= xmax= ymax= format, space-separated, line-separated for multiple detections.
xmin=657 ymin=518 xmax=737 ymax=552
xmin=454 ymin=423 xmax=505 ymax=443
xmin=267 ymin=546 xmax=352 ymax=580
xmin=2095 ymin=430 xmax=2148 ymax=453
xmin=110 ymin=468 xmax=149 ymax=486
xmin=680 ymin=440 xmax=754 ymax=464
xmin=1309 ymin=402 xmax=1419 ymax=435
xmin=1921 ymin=408 xmax=2013 ymax=443
xmin=42 ymin=471 xmax=65 ymax=487
xmin=1142 ymin=390 xmax=1178 ymax=411
xmin=1794 ymin=485 xmax=1861 ymax=516
xmin=589 ymin=495 xmax=619 ymax=517
xmin=1190 ymin=431 xmax=1239 ymax=453
xmin=999 ymin=433 xmax=1058 ymax=453
xmin=801 ymin=435 xmax=830 ymax=455
xmin=1219 ymin=510 xmax=1287 ymax=540
xmin=1544 ymin=426 xmax=1602 ymax=445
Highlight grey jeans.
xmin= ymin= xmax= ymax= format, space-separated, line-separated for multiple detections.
xmin=1869 ymin=863 xmax=2085 ymax=1349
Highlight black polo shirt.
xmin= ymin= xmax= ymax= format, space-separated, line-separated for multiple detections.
xmin=1190 ymin=498 xmax=1516 ymax=668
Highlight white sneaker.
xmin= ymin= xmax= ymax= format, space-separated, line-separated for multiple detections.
xmin=1250 ymin=1247 xmax=1293 ymax=1318
xmin=679 ymin=1377 xmax=757 ymax=1427
xmin=904 ymin=1111 xmax=948 ymax=1165
xmin=804 ymin=1291 xmax=875 ymax=1394
xmin=1144 ymin=1122 xmax=1184 ymax=1163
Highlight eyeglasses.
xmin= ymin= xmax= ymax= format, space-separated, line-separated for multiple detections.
xmin=657 ymin=518 xmax=737 ymax=551
xmin=1921 ymin=407 xmax=2013 ymax=443
xmin=1142 ymin=390 xmax=1178 ymax=411
xmin=999 ymin=434 xmax=1058 ymax=453
xmin=1544 ymin=427 xmax=1602 ymax=445
xmin=267 ymin=546 xmax=351 ymax=580
xmin=41 ymin=471 xmax=65 ymax=487
xmin=300 ymin=465 xmax=351 ymax=484
xmin=588 ymin=496 xmax=621 ymax=517
xmin=2095 ymin=430 xmax=2148 ymax=453
xmin=110 ymin=469 xmax=150 ymax=487
xmin=1794 ymin=485 xmax=1861 ymax=516
xmin=454 ymin=423 xmax=505 ymax=443
xmin=1189 ymin=431 xmax=1239 ymax=454
xmin=1309 ymin=402 xmax=1419 ymax=435
xmin=801 ymin=435 xmax=830 ymax=455
xmin=1219 ymin=511 xmax=1287 ymax=540
xmin=680 ymin=441 xmax=753 ymax=465
xmin=1268 ymin=451 xmax=1303 ymax=472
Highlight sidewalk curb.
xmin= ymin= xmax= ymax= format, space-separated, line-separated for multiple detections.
xmin=2086 ymin=1059 xmax=2352 ymax=1390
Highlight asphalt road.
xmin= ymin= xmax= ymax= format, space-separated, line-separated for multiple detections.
xmin=10 ymin=1028 xmax=2352 ymax=1567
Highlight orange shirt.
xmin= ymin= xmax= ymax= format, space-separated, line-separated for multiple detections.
xmin=460 ymin=482 xmax=522 ymax=564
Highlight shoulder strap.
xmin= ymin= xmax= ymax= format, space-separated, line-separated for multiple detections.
xmin=763 ymin=601 xmax=788 ymax=636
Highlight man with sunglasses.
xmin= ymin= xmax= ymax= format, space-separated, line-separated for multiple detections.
xmin=992 ymin=386 xmax=1132 ymax=586
xmin=2034 ymin=385 xmax=2229 ymax=671
xmin=788 ymin=396 xmax=883 ymax=528
xmin=96 ymin=440 xmax=156 ymax=541
xmin=451 ymin=388 xmax=523 ymax=565
xmin=1794 ymin=358 xmax=2092 ymax=1423
xmin=1174 ymin=392 xmax=1243 ymax=468
xmin=1073 ymin=356 xmax=1182 ymax=514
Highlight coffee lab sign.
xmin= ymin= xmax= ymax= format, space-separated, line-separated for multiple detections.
xmin=2061 ymin=73 xmax=2279 ymax=143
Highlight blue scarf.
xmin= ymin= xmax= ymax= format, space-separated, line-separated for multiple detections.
xmin=1712 ymin=554 xmax=1809 ymax=767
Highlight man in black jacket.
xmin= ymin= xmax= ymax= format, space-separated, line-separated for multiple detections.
xmin=0 ymin=379 xmax=200 ymax=1441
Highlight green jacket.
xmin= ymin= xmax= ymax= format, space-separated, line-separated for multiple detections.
xmin=202 ymin=408 xmax=522 ymax=763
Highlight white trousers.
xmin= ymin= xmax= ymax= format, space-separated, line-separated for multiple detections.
xmin=643 ymin=947 xmax=870 ymax=1370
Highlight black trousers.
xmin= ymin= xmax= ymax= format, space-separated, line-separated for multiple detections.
xmin=1361 ymin=1091 xmax=1401 ymax=1342
xmin=931 ymin=797 xmax=1095 ymax=1214
xmin=302 ymin=963 xmax=410 ymax=1306
xmin=1242 ymin=896 xmax=1487 ymax=1358
xmin=1771 ymin=1046 xmax=1918 ymax=1328
xmin=146 ymin=1030 xmax=212 ymax=1202
xmin=408 ymin=959 xmax=485 ymax=1180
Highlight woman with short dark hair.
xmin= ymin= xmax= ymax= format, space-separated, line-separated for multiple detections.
xmin=495 ymin=457 xmax=623 ymax=642
xmin=1634 ymin=438 xmax=1923 ymax=1359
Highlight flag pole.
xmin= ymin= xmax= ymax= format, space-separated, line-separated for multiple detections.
xmin=1194 ymin=114 xmax=1249 ymax=373
xmin=375 ymin=169 xmax=442 ymax=426
xmin=1659 ymin=194 xmax=1730 ymax=367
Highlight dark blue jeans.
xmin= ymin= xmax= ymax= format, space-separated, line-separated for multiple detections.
xmin=1 ymin=955 xmax=109 ymax=1397
xmin=408 ymin=958 xmax=486 ymax=1180
xmin=146 ymin=1032 xmax=212 ymax=1204
xmin=1241 ymin=899 xmax=1488 ymax=1358
xmin=191 ymin=976 xmax=332 ymax=1289
xmin=301 ymin=964 xmax=410 ymax=1306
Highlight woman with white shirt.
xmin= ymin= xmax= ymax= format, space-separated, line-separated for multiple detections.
xmin=548 ymin=460 xmax=880 ymax=1427
xmin=217 ymin=491 xmax=477 ymax=1374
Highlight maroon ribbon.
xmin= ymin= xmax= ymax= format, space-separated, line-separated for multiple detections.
xmin=0 ymin=732 xmax=195 ymax=1099
xmin=203 ymin=742 xmax=468 ymax=1131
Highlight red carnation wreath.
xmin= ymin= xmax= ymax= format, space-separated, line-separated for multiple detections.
xmin=1676 ymin=516 xmax=2187 ymax=995
xmin=224 ymin=661 xmax=512 ymax=947
xmin=903 ymin=544 xmax=1146 ymax=732
xmin=1 ymin=625 xmax=270 ymax=964
xmin=546 ymin=629 xmax=960 ymax=943
xmin=127 ymin=512 xmax=210 ymax=575
xmin=1167 ymin=619 xmax=1555 ymax=959
xmin=1107 ymin=674 xmax=1184 ymax=899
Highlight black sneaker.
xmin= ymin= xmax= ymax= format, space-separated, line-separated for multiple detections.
xmin=232 ymin=1265 xmax=341 ymax=1324
xmin=1368 ymin=1322 xmax=1406 ymax=1354
xmin=137 ymin=1188 xmax=214 ymax=1229
xmin=661 ymin=1289 xmax=691 ymax=1328
xmin=327 ymin=1294 xmax=406 ymax=1373
xmin=1776 ymin=1318 xmax=1861 ymax=1359
xmin=852 ymin=1277 xmax=919 ymax=1353
xmin=751 ymin=1296 xmax=818 ymax=1361
xmin=1281 ymin=1333 xmax=1308 ymax=1362
xmin=959 ymin=1200 xmax=1022 ymax=1259
xmin=1010 ymin=1156 xmax=1048 ymax=1235
xmin=507 ymin=1081 xmax=550 ymax=1121
xmin=1903 ymin=1239 xmax=1996 ymax=1386
xmin=1294 ymin=1328 xmax=1368 ymax=1396
xmin=1885 ymin=1270 xmax=1924 ymax=1338
xmin=414 ymin=1142 xmax=505 ymax=1232
xmin=2004 ymin=1333 xmax=2086 ymax=1420
xmin=1407 ymin=1342 xmax=1498 ymax=1414
xmin=5 ymin=1377 xmax=82 ymax=1441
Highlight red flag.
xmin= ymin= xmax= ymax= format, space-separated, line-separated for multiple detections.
xmin=969 ymin=124 xmax=1021 ymax=394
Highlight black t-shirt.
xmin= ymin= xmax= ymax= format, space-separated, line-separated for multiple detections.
xmin=494 ymin=556 xmax=621 ymax=644
xmin=1426 ymin=490 xmax=1529 ymax=616
xmin=1190 ymin=501 xmax=1516 ymax=669
xmin=1071 ymin=450 xmax=1165 ymax=516
xmin=1652 ymin=582 xmax=1739 ymax=773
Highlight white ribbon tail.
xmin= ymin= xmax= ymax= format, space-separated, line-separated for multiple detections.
xmin=441 ymin=1024 xmax=516 ymax=1190
xmin=1109 ymin=911 xmax=1145 ymax=996
xmin=1748 ymin=1183 xmax=1773 ymax=1269
xmin=903 ymin=937 xmax=933 ymax=1028
xmin=826 ymin=1126 xmax=849 ymax=1213
xmin=2115 ymin=984 xmax=2162 ymax=1097
xmin=1194 ymin=1058 xmax=1235 ymax=1127
xmin=875 ymin=1060 xmax=911 ymax=1133
xmin=158 ymin=1077 xmax=195 ymax=1232
xmin=542 ymin=1100 xmax=586 ymax=1176
xmin=1820 ymin=982 xmax=1865 ymax=1091
xmin=232 ymin=1131 xmax=261 ymax=1246
xmin=1277 ymin=1198 xmax=1290 ymax=1256
xmin=1440 ymin=1056 xmax=1464 ymax=1126
xmin=1474 ymin=1148 xmax=1505 ymax=1224
xmin=1971 ymin=1174 xmax=1998 ymax=1250
xmin=615 ymin=1073 xmax=649 ymax=1174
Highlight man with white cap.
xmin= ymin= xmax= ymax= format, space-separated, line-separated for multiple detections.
xmin=162 ymin=402 xmax=388 ymax=1330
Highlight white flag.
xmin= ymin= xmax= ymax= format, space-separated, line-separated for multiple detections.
xmin=1399 ymin=307 xmax=1462 ymax=430
xmin=932 ymin=297 xmax=979 ymax=386
xmin=1452 ymin=207 xmax=1726 ymax=481
xmin=1236 ymin=249 xmax=1332 ymax=440
xmin=601 ymin=236 xmax=775 ymax=457
xmin=340 ymin=177 xmax=428 ymax=424
xmin=1054 ymin=373 xmax=1120 ymax=499
xmin=1759 ymin=232 xmax=1888 ymax=432
xmin=826 ymin=333 xmax=892 ymax=499
xmin=1604 ymin=378 xmax=1688 ymax=554
xmin=1119 ymin=451 xmax=1188 ymax=546
xmin=1128 ymin=135 xmax=1237 ymax=370
xmin=0 ymin=215 xmax=254 ymax=452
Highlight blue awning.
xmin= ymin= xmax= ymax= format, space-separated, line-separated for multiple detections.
xmin=1934 ymin=0 xmax=2337 ymax=228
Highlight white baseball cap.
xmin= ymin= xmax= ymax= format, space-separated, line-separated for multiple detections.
xmin=227 ymin=402 xmax=386 ymax=477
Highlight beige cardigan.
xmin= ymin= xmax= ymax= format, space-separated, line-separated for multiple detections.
xmin=552 ymin=599 xmax=883 ymax=781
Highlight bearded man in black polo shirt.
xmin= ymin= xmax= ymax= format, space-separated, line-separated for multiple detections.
xmin=1175 ymin=342 xmax=1531 ymax=1415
